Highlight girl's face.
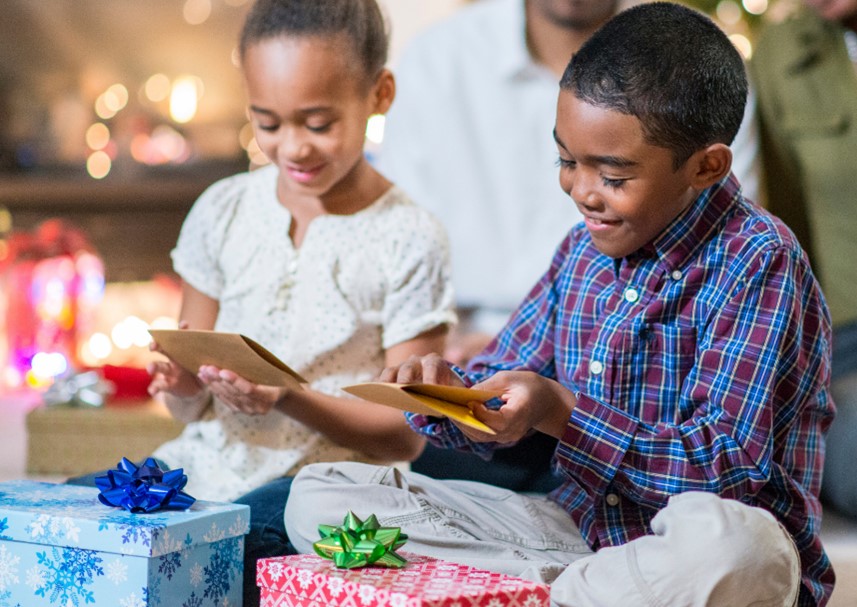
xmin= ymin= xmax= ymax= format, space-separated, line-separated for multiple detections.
xmin=805 ymin=0 xmax=857 ymax=21
xmin=243 ymin=34 xmax=392 ymax=200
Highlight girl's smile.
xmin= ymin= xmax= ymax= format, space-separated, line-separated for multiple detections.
xmin=242 ymin=34 xmax=393 ymax=211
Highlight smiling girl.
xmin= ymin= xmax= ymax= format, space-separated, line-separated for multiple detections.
xmin=147 ymin=0 xmax=454 ymax=514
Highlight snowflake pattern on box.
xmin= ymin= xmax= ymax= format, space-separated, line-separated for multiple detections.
xmin=0 ymin=481 xmax=248 ymax=607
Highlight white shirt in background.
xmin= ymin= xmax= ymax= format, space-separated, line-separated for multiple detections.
xmin=377 ymin=0 xmax=760 ymax=334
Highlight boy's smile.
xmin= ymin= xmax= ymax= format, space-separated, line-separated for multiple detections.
xmin=554 ymin=91 xmax=699 ymax=259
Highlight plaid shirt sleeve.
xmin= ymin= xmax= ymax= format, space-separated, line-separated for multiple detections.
xmin=405 ymin=235 xmax=574 ymax=457
xmin=556 ymin=243 xmax=832 ymax=509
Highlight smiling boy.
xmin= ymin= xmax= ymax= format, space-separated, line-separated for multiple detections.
xmin=284 ymin=3 xmax=835 ymax=605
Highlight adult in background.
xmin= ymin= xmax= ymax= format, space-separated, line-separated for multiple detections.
xmin=379 ymin=0 xmax=760 ymax=492
xmin=751 ymin=0 xmax=857 ymax=518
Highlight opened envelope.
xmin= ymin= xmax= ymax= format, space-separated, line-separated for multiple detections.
xmin=342 ymin=382 xmax=502 ymax=434
xmin=148 ymin=329 xmax=307 ymax=389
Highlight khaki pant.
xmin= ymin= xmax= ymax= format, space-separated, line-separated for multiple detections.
xmin=285 ymin=462 xmax=800 ymax=607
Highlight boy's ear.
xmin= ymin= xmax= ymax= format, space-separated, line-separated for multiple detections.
xmin=371 ymin=68 xmax=396 ymax=115
xmin=688 ymin=143 xmax=732 ymax=190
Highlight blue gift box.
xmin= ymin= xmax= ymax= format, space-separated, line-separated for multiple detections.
xmin=0 ymin=480 xmax=249 ymax=607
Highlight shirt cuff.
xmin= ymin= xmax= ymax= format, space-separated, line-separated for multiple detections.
xmin=555 ymin=393 xmax=638 ymax=496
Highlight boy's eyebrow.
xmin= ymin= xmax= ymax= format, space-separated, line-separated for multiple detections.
xmin=552 ymin=128 xmax=639 ymax=169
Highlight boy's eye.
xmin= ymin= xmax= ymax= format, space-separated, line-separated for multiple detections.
xmin=602 ymin=177 xmax=628 ymax=189
xmin=257 ymin=123 xmax=279 ymax=132
xmin=307 ymin=122 xmax=332 ymax=133
xmin=555 ymin=156 xmax=575 ymax=169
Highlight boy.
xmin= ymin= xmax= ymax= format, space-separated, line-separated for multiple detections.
xmin=285 ymin=3 xmax=834 ymax=605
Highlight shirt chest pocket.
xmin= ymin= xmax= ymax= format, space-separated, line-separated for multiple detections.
xmin=609 ymin=322 xmax=698 ymax=422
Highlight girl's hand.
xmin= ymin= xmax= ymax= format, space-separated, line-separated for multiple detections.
xmin=460 ymin=371 xmax=576 ymax=443
xmin=147 ymin=322 xmax=203 ymax=399
xmin=197 ymin=365 xmax=288 ymax=416
xmin=378 ymin=353 xmax=463 ymax=386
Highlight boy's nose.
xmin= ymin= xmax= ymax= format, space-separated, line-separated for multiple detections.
xmin=569 ymin=173 xmax=602 ymax=210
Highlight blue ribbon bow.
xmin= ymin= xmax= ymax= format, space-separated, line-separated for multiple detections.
xmin=95 ymin=457 xmax=196 ymax=513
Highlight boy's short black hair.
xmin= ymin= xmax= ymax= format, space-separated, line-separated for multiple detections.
xmin=240 ymin=0 xmax=388 ymax=83
xmin=560 ymin=1 xmax=748 ymax=169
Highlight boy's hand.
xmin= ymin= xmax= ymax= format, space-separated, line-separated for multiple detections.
xmin=464 ymin=371 xmax=576 ymax=442
xmin=197 ymin=365 xmax=288 ymax=416
xmin=378 ymin=353 xmax=464 ymax=387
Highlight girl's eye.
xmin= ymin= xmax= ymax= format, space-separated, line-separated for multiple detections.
xmin=555 ymin=157 xmax=575 ymax=169
xmin=257 ymin=124 xmax=279 ymax=132
xmin=307 ymin=123 xmax=332 ymax=133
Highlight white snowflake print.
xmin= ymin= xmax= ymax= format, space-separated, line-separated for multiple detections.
xmin=390 ymin=592 xmax=408 ymax=607
xmin=358 ymin=583 xmax=377 ymax=605
xmin=266 ymin=561 xmax=284 ymax=582
xmin=119 ymin=591 xmax=146 ymax=607
xmin=486 ymin=598 xmax=504 ymax=607
xmin=56 ymin=517 xmax=81 ymax=543
xmin=190 ymin=562 xmax=204 ymax=586
xmin=296 ymin=569 xmax=313 ymax=589
xmin=105 ymin=559 xmax=129 ymax=585
xmin=327 ymin=576 xmax=344 ymax=596
xmin=158 ymin=530 xmax=184 ymax=554
xmin=203 ymin=522 xmax=226 ymax=543
xmin=0 ymin=545 xmax=21 ymax=591
xmin=523 ymin=593 xmax=545 ymax=606
xmin=26 ymin=514 xmax=49 ymax=539
xmin=25 ymin=564 xmax=45 ymax=591
xmin=227 ymin=515 xmax=248 ymax=537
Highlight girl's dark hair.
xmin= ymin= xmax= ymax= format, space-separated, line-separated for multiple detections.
xmin=561 ymin=2 xmax=748 ymax=169
xmin=239 ymin=0 xmax=388 ymax=82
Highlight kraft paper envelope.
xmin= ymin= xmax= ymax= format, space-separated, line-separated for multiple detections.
xmin=342 ymin=382 xmax=501 ymax=434
xmin=148 ymin=329 xmax=307 ymax=389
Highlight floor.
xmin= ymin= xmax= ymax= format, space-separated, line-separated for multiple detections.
xmin=2 ymin=392 xmax=856 ymax=606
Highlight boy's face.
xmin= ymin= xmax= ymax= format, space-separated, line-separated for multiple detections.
xmin=554 ymin=91 xmax=697 ymax=259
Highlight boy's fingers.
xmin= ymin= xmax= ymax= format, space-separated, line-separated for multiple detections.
xmin=421 ymin=353 xmax=452 ymax=385
xmin=395 ymin=356 xmax=425 ymax=383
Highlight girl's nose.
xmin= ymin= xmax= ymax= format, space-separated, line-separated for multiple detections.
xmin=279 ymin=130 xmax=311 ymax=162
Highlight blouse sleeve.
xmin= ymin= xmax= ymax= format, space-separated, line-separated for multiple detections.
xmin=170 ymin=176 xmax=243 ymax=300
xmin=380 ymin=204 xmax=457 ymax=348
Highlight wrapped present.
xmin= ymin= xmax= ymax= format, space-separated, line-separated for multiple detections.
xmin=25 ymin=398 xmax=184 ymax=476
xmin=0 ymin=480 xmax=249 ymax=606
xmin=257 ymin=553 xmax=550 ymax=607
xmin=0 ymin=219 xmax=104 ymax=388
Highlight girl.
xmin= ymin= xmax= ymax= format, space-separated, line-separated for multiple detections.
xmin=147 ymin=1 xmax=454 ymax=596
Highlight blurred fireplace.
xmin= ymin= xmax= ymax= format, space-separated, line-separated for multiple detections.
xmin=0 ymin=163 xmax=242 ymax=283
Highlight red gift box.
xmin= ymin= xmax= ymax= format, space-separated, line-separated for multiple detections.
xmin=257 ymin=553 xmax=550 ymax=607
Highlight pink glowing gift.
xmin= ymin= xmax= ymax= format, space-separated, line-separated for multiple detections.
xmin=1 ymin=219 xmax=104 ymax=387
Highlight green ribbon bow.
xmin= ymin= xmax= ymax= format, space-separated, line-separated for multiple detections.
xmin=313 ymin=511 xmax=409 ymax=569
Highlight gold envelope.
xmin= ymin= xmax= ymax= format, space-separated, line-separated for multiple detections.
xmin=342 ymin=382 xmax=502 ymax=434
xmin=148 ymin=329 xmax=307 ymax=389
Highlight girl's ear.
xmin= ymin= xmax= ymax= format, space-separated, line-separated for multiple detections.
xmin=688 ymin=143 xmax=732 ymax=190
xmin=370 ymin=68 xmax=396 ymax=115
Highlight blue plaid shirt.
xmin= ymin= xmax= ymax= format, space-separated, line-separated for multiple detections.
xmin=407 ymin=175 xmax=834 ymax=605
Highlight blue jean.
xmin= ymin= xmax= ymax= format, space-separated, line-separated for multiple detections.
xmin=234 ymin=477 xmax=297 ymax=606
